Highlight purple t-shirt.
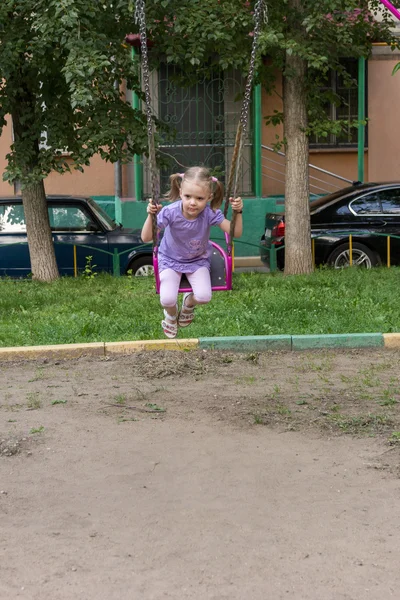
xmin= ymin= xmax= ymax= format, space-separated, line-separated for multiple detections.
xmin=157 ymin=200 xmax=225 ymax=273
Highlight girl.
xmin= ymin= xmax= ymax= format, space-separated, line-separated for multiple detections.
xmin=141 ymin=166 xmax=243 ymax=338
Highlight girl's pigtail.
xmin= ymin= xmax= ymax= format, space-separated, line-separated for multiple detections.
xmin=165 ymin=173 xmax=182 ymax=201
xmin=211 ymin=180 xmax=224 ymax=210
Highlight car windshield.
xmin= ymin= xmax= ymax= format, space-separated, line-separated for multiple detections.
xmin=87 ymin=198 xmax=118 ymax=231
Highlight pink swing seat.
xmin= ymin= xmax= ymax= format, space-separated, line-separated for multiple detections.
xmin=153 ymin=232 xmax=233 ymax=294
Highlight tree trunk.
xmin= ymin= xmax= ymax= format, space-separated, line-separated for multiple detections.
xmin=11 ymin=102 xmax=59 ymax=282
xmin=21 ymin=181 xmax=60 ymax=282
xmin=283 ymin=44 xmax=312 ymax=275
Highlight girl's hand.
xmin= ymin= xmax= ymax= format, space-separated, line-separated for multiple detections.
xmin=230 ymin=196 xmax=243 ymax=213
xmin=146 ymin=199 xmax=162 ymax=215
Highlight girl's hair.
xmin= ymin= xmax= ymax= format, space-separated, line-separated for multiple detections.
xmin=165 ymin=166 xmax=224 ymax=211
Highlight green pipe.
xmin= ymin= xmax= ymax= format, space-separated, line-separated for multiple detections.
xmin=253 ymin=83 xmax=262 ymax=196
xmin=132 ymin=47 xmax=144 ymax=201
xmin=357 ymin=57 xmax=366 ymax=183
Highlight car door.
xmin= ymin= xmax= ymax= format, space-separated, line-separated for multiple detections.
xmin=348 ymin=190 xmax=400 ymax=264
xmin=48 ymin=203 xmax=110 ymax=275
xmin=375 ymin=188 xmax=400 ymax=266
xmin=0 ymin=202 xmax=31 ymax=277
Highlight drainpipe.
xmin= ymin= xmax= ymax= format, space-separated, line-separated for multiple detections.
xmin=357 ymin=57 xmax=365 ymax=183
xmin=253 ymin=83 xmax=262 ymax=197
xmin=131 ymin=47 xmax=144 ymax=202
xmin=114 ymin=80 xmax=123 ymax=224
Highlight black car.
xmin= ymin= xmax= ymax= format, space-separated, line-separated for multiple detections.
xmin=260 ymin=182 xmax=400 ymax=270
xmin=0 ymin=195 xmax=153 ymax=277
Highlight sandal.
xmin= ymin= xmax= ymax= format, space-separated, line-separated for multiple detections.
xmin=178 ymin=292 xmax=195 ymax=328
xmin=161 ymin=305 xmax=178 ymax=338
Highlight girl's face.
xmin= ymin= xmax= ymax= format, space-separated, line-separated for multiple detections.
xmin=180 ymin=180 xmax=211 ymax=220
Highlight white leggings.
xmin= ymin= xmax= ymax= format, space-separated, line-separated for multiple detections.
xmin=159 ymin=267 xmax=212 ymax=308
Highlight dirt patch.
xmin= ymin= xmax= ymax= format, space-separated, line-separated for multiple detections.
xmin=1 ymin=348 xmax=400 ymax=599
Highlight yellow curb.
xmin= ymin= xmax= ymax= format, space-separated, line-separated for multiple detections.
xmin=0 ymin=342 xmax=105 ymax=361
xmin=105 ymin=339 xmax=199 ymax=355
xmin=383 ymin=333 xmax=400 ymax=349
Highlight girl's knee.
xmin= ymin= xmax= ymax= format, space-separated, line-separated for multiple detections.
xmin=160 ymin=296 xmax=178 ymax=309
xmin=193 ymin=292 xmax=212 ymax=305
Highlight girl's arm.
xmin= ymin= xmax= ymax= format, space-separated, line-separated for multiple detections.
xmin=141 ymin=200 xmax=161 ymax=242
xmin=218 ymin=197 xmax=243 ymax=238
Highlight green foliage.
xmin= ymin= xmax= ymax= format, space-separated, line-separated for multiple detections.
xmin=257 ymin=0 xmax=400 ymax=139
xmin=392 ymin=62 xmax=400 ymax=76
xmin=142 ymin=0 xmax=256 ymax=77
xmin=81 ymin=256 xmax=98 ymax=279
xmin=0 ymin=0 xmax=148 ymax=187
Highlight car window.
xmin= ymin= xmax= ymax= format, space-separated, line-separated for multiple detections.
xmin=377 ymin=189 xmax=400 ymax=214
xmin=87 ymin=198 xmax=117 ymax=230
xmin=0 ymin=204 xmax=26 ymax=232
xmin=349 ymin=194 xmax=382 ymax=215
xmin=48 ymin=206 xmax=97 ymax=231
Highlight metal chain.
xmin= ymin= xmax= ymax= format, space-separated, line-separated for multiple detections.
xmin=135 ymin=0 xmax=160 ymax=246
xmin=239 ymin=0 xmax=267 ymax=137
xmin=226 ymin=0 xmax=267 ymax=243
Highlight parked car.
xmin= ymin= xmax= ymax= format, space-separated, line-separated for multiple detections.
xmin=260 ymin=182 xmax=400 ymax=270
xmin=0 ymin=195 xmax=153 ymax=277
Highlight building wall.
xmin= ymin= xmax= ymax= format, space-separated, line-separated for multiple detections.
xmin=261 ymin=67 xmax=366 ymax=197
xmin=368 ymin=46 xmax=400 ymax=182
xmin=0 ymin=118 xmax=116 ymax=197
xmin=0 ymin=117 xmax=15 ymax=196
xmin=44 ymin=155 xmax=115 ymax=196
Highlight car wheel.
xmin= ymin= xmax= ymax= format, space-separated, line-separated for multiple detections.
xmin=127 ymin=256 xmax=154 ymax=276
xmin=327 ymin=242 xmax=380 ymax=269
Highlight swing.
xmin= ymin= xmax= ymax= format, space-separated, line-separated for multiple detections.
xmin=133 ymin=0 xmax=266 ymax=293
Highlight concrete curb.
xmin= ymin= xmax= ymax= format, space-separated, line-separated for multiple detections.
xmin=199 ymin=335 xmax=291 ymax=351
xmin=105 ymin=339 xmax=199 ymax=354
xmin=0 ymin=342 xmax=105 ymax=361
xmin=0 ymin=333 xmax=398 ymax=362
xmin=383 ymin=333 xmax=400 ymax=348
xmin=292 ymin=333 xmax=384 ymax=350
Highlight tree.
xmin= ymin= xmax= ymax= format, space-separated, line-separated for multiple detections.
xmin=258 ymin=0 xmax=399 ymax=274
xmin=0 ymin=1 xmax=148 ymax=281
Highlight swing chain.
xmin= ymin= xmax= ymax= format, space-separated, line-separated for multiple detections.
xmin=135 ymin=0 xmax=160 ymax=245
xmin=225 ymin=0 xmax=267 ymax=233
xmin=240 ymin=0 xmax=267 ymax=135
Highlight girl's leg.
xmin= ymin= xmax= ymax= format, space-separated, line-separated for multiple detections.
xmin=159 ymin=268 xmax=181 ymax=317
xmin=159 ymin=269 xmax=181 ymax=338
xmin=186 ymin=267 xmax=212 ymax=306
xmin=178 ymin=267 xmax=211 ymax=327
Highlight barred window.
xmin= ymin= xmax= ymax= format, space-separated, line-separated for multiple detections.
xmin=310 ymin=58 xmax=366 ymax=148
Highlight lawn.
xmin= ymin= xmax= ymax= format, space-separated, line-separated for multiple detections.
xmin=1 ymin=267 xmax=400 ymax=347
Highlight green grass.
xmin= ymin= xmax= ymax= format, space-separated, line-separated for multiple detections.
xmin=1 ymin=267 xmax=400 ymax=347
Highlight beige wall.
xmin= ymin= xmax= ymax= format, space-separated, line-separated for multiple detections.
xmin=260 ymin=67 xmax=367 ymax=197
xmin=0 ymin=117 xmax=15 ymax=196
xmin=0 ymin=118 xmax=116 ymax=197
xmin=261 ymin=68 xmax=284 ymax=196
xmin=368 ymin=48 xmax=400 ymax=182
xmin=45 ymin=154 xmax=115 ymax=196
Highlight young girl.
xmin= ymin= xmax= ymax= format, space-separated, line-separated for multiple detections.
xmin=141 ymin=166 xmax=243 ymax=338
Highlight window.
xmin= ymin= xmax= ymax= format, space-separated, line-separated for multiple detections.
xmin=349 ymin=194 xmax=381 ymax=215
xmin=310 ymin=59 xmax=366 ymax=148
xmin=0 ymin=203 xmax=96 ymax=233
xmin=143 ymin=66 xmax=252 ymax=196
xmin=0 ymin=205 xmax=26 ymax=233
xmin=378 ymin=189 xmax=400 ymax=214
xmin=48 ymin=206 xmax=96 ymax=231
